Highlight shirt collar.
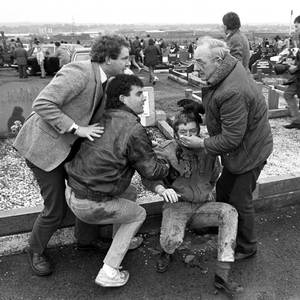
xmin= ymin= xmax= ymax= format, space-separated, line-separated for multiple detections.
xmin=99 ymin=65 xmax=107 ymax=84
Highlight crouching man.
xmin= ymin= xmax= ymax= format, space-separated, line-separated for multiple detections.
xmin=65 ymin=74 xmax=169 ymax=287
xmin=144 ymin=110 xmax=243 ymax=295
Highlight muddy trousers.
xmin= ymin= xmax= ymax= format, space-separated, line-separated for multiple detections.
xmin=216 ymin=164 xmax=264 ymax=254
xmin=65 ymin=184 xmax=146 ymax=269
xmin=160 ymin=202 xmax=238 ymax=262
xmin=26 ymin=160 xmax=105 ymax=254
xmin=284 ymin=81 xmax=300 ymax=124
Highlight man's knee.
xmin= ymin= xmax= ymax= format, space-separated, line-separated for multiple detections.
xmin=218 ymin=203 xmax=238 ymax=223
xmin=38 ymin=211 xmax=66 ymax=229
xmin=41 ymin=202 xmax=68 ymax=225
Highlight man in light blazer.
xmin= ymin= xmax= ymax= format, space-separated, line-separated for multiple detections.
xmin=13 ymin=35 xmax=130 ymax=276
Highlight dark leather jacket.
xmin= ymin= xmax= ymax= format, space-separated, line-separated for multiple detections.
xmin=65 ymin=105 xmax=169 ymax=201
xmin=143 ymin=140 xmax=221 ymax=203
xmin=203 ymin=54 xmax=273 ymax=174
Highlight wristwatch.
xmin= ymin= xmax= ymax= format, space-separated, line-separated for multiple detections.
xmin=70 ymin=123 xmax=79 ymax=134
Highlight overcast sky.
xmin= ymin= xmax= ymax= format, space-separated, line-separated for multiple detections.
xmin=2 ymin=0 xmax=299 ymax=25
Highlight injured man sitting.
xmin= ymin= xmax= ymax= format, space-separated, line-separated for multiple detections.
xmin=143 ymin=106 xmax=243 ymax=295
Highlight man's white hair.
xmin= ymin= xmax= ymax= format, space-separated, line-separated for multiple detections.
xmin=195 ymin=36 xmax=230 ymax=59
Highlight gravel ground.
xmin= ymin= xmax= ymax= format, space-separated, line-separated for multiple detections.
xmin=0 ymin=119 xmax=299 ymax=211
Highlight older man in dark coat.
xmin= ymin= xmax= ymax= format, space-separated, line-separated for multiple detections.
xmin=180 ymin=37 xmax=273 ymax=269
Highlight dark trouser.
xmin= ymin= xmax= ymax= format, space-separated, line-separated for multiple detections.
xmin=18 ymin=65 xmax=27 ymax=78
xmin=284 ymin=80 xmax=300 ymax=124
xmin=216 ymin=163 xmax=265 ymax=254
xmin=26 ymin=160 xmax=99 ymax=253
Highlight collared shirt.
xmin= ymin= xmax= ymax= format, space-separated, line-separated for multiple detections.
xmin=99 ymin=65 xmax=107 ymax=84
xmin=69 ymin=64 xmax=107 ymax=132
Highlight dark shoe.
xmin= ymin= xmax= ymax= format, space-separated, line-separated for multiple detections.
xmin=77 ymin=239 xmax=111 ymax=252
xmin=156 ymin=252 xmax=172 ymax=273
xmin=284 ymin=123 xmax=300 ymax=129
xmin=128 ymin=236 xmax=143 ymax=251
xmin=27 ymin=249 xmax=52 ymax=276
xmin=214 ymin=274 xmax=244 ymax=295
xmin=235 ymin=249 xmax=257 ymax=261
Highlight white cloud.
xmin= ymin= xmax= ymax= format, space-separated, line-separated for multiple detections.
xmin=1 ymin=0 xmax=299 ymax=24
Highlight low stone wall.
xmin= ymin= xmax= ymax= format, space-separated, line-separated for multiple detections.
xmin=1 ymin=117 xmax=299 ymax=256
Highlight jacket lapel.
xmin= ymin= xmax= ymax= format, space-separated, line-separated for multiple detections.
xmin=91 ymin=62 xmax=103 ymax=115
xmin=90 ymin=63 xmax=116 ymax=123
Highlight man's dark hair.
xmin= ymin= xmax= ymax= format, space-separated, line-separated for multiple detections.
xmin=222 ymin=12 xmax=241 ymax=30
xmin=106 ymin=74 xmax=144 ymax=109
xmin=90 ymin=35 xmax=130 ymax=63
xmin=294 ymin=15 xmax=300 ymax=24
xmin=173 ymin=110 xmax=200 ymax=138
xmin=55 ymin=41 xmax=60 ymax=47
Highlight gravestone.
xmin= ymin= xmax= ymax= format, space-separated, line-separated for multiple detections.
xmin=185 ymin=89 xmax=193 ymax=99
xmin=251 ymin=59 xmax=273 ymax=75
xmin=268 ymin=87 xmax=279 ymax=109
xmin=139 ymin=86 xmax=155 ymax=127
xmin=178 ymin=51 xmax=190 ymax=62
xmin=0 ymin=79 xmax=47 ymax=137
xmin=168 ymin=53 xmax=178 ymax=64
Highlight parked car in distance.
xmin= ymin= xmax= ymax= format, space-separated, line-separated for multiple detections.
xmin=71 ymin=48 xmax=91 ymax=62
xmin=270 ymin=47 xmax=299 ymax=63
xmin=27 ymin=43 xmax=84 ymax=76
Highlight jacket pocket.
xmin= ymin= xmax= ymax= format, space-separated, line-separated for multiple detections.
xmin=222 ymin=142 xmax=251 ymax=173
xmin=38 ymin=120 xmax=59 ymax=139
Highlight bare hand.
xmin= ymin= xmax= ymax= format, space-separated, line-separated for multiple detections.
xmin=180 ymin=136 xmax=204 ymax=149
xmin=75 ymin=123 xmax=104 ymax=141
xmin=159 ymin=188 xmax=180 ymax=203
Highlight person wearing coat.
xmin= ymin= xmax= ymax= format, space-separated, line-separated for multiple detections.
xmin=282 ymin=15 xmax=300 ymax=129
xmin=13 ymin=35 xmax=131 ymax=276
xmin=65 ymin=74 xmax=169 ymax=287
xmin=143 ymin=110 xmax=243 ymax=295
xmin=14 ymin=43 xmax=28 ymax=78
xmin=144 ymin=38 xmax=160 ymax=84
xmin=222 ymin=12 xmax=250 ymax=71
xmin=180 ymin=37 xmax=273 ymax=264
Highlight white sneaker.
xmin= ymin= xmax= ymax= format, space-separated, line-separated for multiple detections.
xmin=128 ymin=236 xmax=143 ymax=250
xmin=95 ymin=267 xmax=129 ymax=287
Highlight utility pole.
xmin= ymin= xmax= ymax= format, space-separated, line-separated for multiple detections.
xmin=289 ymin=10 xmax=293 ymax=37
xmin=71 ymin=16 xmax=75 ymax=44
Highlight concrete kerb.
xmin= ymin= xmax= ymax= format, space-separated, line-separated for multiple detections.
xmin=1 ymin=108 xmax=299 ymax=257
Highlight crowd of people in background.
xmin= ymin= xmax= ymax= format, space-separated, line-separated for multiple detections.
xmin=1 ymin=23 xmax=299 ymax=83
